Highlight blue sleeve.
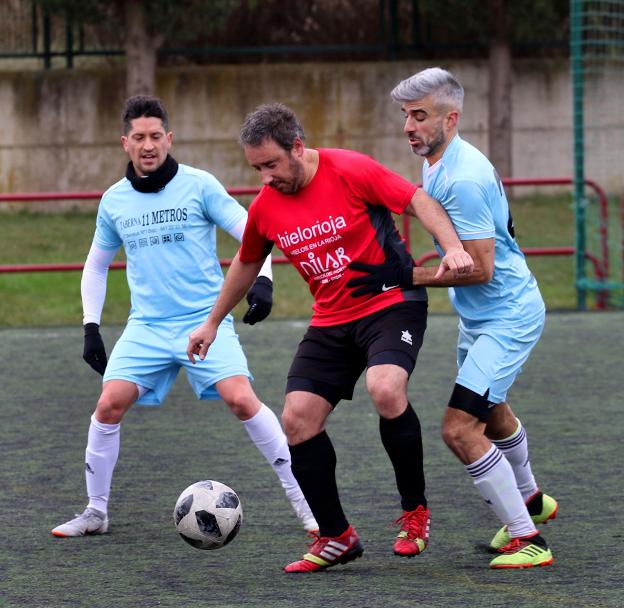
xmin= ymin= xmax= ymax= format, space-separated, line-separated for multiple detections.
xmin=200 ymin=173 xmax=247 ymax=232
xmin=93 ymin=199 xmax=122 ymax=250
xmin=445 ymin=179 xmax=495 ymax=241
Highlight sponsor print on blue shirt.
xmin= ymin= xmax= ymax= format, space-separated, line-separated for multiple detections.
xmin=423 ymin=135 xmax=545 ymax=326
xmin=94 ymin=164 xmax=247 ymax=322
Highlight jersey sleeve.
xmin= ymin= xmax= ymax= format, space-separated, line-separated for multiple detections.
xmin=93 ymin=198 xmax=123 ymax=250
xmin=238 ymin=198 xmax=274 ymax=263
xmin=199 ymin=172 xmax=247 ymax=232
xmin=445 ymin=179 xmax=495 ymax=241
xmin=340 ymin=153 xmax=417 ymax=214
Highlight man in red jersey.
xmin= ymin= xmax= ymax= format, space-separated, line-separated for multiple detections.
xmin=187 ymin=102 xmax=473 ymax=573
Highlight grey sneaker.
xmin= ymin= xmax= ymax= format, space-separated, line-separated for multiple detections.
xmin=51 ymin=507 xmax=109 ymax=537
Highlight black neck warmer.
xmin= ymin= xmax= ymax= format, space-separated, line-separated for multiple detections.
xmin=125 ymin=154 xmax=179 ymax=193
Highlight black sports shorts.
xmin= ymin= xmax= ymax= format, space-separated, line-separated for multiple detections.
xmin=286 ymin=301 xmax=427 ymax=407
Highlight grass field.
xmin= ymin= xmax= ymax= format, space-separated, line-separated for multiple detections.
xmin=0 ymin=192 xmax=590 ymax=328
xmin=1 ymin=313 xmax=622 ymax=608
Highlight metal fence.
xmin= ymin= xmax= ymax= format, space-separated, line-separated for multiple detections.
xmin=0 ymin=0 xmax=569 ymax=68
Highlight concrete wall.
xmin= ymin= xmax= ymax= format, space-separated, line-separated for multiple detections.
xmin=0 ymin=59 xmax=622 ymax=198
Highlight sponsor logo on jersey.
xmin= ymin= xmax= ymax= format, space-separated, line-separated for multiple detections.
xmin=299 ymin=247 xmax=351 ymax=280
xmin=117 ymin=208 xmax=188 ymax=231
xmin=277 ymin=215 xmax=346 ymax=249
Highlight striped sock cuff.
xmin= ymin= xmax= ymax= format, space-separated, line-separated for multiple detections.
xmin=493 ymin=424 xmax=526 ymax=451
xmin=466 ymin=445 xmax=503 ymax=479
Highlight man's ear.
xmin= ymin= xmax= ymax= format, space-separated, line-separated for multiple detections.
xmin=292 ymin=137 xmax=305 ymax=158
xmin=445 ymin=110 xmax=460 ymax=130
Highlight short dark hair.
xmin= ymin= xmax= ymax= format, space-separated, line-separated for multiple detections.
xmin=122 ymin=95 xmax=169 ymax=134
xmin=239 ymin=102 xmax=305 ymax=151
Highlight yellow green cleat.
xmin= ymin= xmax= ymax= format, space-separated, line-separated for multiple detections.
xmin=490 ymin=534 xmax=553 ymax=569
xmin=489 ymin=492 xmax=558 ymax=551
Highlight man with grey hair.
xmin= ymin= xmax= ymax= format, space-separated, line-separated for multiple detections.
xmin=188 ymin=101 xmax=475 ymax=572
xmin=348 ymin=68 xmax=557 ymax=569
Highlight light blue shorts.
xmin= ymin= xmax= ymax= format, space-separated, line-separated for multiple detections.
xmin=103 ymin=315 xmax=251 ymax=405
xmin=455 ymin=311 xmax=545 ymax=405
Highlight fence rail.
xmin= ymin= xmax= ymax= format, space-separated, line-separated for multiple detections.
xmin=0 ymin=178 xmax=612 ymax=309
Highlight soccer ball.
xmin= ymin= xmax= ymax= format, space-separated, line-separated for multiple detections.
xmin=173 ymin=480 xmax=243 ymax=550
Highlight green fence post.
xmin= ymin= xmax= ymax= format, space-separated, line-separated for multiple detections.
xmin=571 ymin=0 xmax=587 ymax=310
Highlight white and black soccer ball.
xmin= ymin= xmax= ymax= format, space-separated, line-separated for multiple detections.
xmin=173 ymin=480 xmax=243 ymax=550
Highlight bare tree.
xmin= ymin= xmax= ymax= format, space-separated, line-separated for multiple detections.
xmin=37 ymin=0 xmax=241 ymax=96
xmin=121 ymin=0 xmax=163 ymax=95
xmin=488 ymin=0 xmax=512 ymax=177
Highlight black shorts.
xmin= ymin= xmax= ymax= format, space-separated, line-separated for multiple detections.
xmin=286 ymin=301 xmax=427 ymax=406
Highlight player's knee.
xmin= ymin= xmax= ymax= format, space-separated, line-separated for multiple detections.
xmin=96 ymin=381 xmax=139 ymax=423
xmin=95 ymin=395 xmax=127 ymax=424
xmin=367 ymin=377 xmax=407 ymax=416
xmin=217 ymin=377 xmax=260 ymax=420
xmin=442 ymin=384 xmax=491 ymax=450
xmin=281 ymin=406 xmax=301 ymax=442
xmin=282 ymin=400 xmax=322 ymax=445
xmin=224 ymin=392 xmax=260 ymax=421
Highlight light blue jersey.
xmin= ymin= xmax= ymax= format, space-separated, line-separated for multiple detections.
xmin=423 ymin=135 xmax=544 ymax=326
xmin=94 ymin=164 xmax=247 ymax=322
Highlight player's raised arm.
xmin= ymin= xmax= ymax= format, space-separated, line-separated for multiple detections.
xmin=405 ymin=188 xmax=474 ymax=276
xmin=187 ymin=252 xmax=265 ymax=362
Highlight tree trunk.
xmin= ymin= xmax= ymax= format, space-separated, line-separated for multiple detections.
xmin=488 ymin=0 xmax=512 ymax=178
xmin=123 ymin=0 xmax=161 ymax=96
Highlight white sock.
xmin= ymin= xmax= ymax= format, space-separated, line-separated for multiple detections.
xmin=243 ymin=404 xmax=317 ymax=531
xmin=85 ymin=414 xmax=120 ymax=514
xmin=466 ymin=445 xmax=536 ymax=539
xmin=493 ymin=419 xmax=538 ymax=502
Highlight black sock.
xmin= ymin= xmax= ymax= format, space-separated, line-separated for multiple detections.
xmin=289 ymin=431 xmax=349 ymax=537
xmin=527 ymin=492 xmax=544 ymax=516
xmin=522 ymin=532 xmax=548 ymax=549
xmin=379 ymin=402 xmax=427 ymax=511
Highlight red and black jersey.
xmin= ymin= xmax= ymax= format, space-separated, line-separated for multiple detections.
xmin=240 ymin=148 xmax=427 ymax=326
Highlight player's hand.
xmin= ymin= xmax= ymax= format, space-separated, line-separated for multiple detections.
xmin=347 ymin=247 xmax=414 ymax=297
xmin=242 ymin=276 xmax=273 ymax=325
xmin=435 ymin=246 xmax=474 ymax=279
xmin=83 ymin=323 xmax=107 ymax=375
xmin=187 ymin=321 xmax=218 ymax=363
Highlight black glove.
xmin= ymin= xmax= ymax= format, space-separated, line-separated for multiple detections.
xmin=347 ymin=247 xmax=414 ymax=297
xmin=83 ymin=322 xmax=108 ymax=375
xmin=243 ymin=276 xmax=273 ymax=325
